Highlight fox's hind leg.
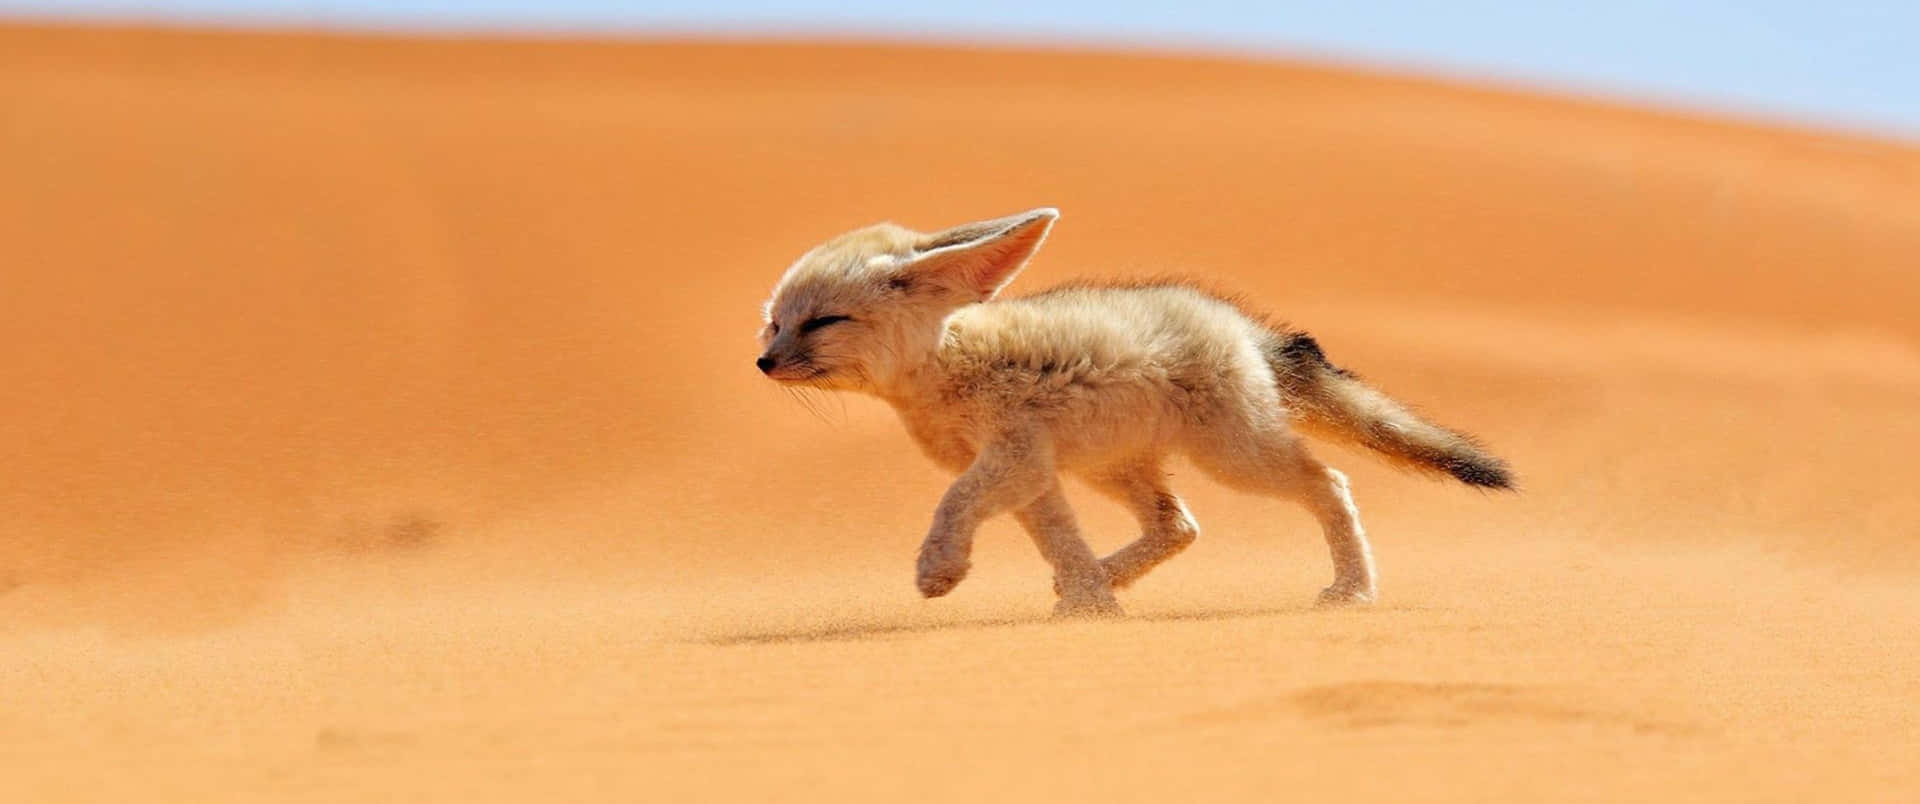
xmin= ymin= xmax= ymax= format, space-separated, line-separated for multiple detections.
xmin=1191 ymin=429 xmax=1377 ymax=605
xmin=1084 ymin=461 xmax=1200 ymax=590
xmin=1012 ymin=485 xmax=1122 ymax=617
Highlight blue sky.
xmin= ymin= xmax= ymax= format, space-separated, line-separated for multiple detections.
xmin=5 ymin=1 xmax=1915 ymax=139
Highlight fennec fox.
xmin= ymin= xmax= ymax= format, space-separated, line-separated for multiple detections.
xmin=757 ymin=208 xmax=1511 ymax=617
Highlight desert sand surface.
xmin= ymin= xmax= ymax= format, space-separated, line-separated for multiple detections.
xmin=2 ymin=22 xmax=1918 ymax=802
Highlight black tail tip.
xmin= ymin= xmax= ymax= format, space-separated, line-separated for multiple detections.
xmin=1446 ymin=458 xmax=1515 ymax=490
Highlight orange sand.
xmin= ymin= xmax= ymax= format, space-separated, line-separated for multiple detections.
xmin=2 ymin=23 xmax=1917 ymax=802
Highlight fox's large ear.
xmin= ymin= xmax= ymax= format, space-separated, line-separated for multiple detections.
xmin=905 ymin=208 xmax=1058 ymax=301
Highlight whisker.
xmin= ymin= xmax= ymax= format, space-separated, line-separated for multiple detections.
xmin=792 ymin=387 xmax=827 ymax=423
xmin=779 ymin=385 xmax=815 ymax=422
xmin=796 ymin=383 xmax=839 ymax=425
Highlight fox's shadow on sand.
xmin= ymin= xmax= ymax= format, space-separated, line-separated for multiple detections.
xmin=698 ymin=609 xmax=1703 ymax=737
xmin=698 ymin=603 xmax=1328 ymax=646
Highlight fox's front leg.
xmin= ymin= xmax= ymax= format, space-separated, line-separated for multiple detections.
xmin=916 ymin=430 xmax=1053 ymax=598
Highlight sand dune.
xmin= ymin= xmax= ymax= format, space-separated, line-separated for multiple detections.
xmin=2 ymin=22 xmax=1917 ymax=802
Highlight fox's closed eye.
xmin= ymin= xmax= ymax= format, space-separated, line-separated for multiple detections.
xmin=801 ymin=315 xmax=852 ymax=333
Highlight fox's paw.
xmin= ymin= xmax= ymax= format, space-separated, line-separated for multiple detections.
xmin=1052 ymin=566 xmax=1123 ymax=618
xmin=1052 ymin=594 xmax=1125 ymax=619
xmin=1316 ymin=583 xmax=1377 ymax=607
xmin=1059 ymin=567 xmax=1121 ymax=598
xmin=915 ymin=550 xmax=970 ymax=599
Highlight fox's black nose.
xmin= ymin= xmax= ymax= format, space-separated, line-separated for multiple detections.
xmin=755 ymin=355 xmax=776 ymax=374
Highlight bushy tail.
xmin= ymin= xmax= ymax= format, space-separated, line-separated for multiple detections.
xmin=1267 ymin=332 xmax=1514 ymax=489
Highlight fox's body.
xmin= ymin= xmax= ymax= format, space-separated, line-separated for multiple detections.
xmin=898 ymin=283 xmax=1269 ymax=473
xmin=758 ymin=208 xmax=1511 ymax=616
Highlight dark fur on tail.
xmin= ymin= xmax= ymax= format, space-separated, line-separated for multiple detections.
xmin=1267 ymin=331 xmax=1514 ymax=490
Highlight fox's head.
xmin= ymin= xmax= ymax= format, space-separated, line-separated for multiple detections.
xmin=757 ymin=207 xmax=1057 ymax=391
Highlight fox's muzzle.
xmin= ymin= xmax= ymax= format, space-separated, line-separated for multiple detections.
xmin=756 ymin=344 xmax=817 ymax=380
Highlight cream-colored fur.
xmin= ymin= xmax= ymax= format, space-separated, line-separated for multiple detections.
xmin=757 ymin=208 xmax=1510 ymax=617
